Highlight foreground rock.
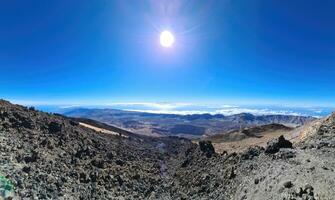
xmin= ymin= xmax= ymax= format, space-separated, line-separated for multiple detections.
xmin=199 ymin=141 xmax=215 ymax=158
xmin=0 ymin=100 xmax=335 ymax=199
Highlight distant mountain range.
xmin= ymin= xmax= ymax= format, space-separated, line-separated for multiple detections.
xmin=63 ymin=108 xmax=315 ymax=137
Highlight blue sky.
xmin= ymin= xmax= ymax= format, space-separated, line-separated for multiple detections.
xmin=0 ymin=0 xmax=335 ymax=107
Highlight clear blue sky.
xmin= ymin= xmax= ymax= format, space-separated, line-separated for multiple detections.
xmin=0 ymin=0 xmax=335 ymax=106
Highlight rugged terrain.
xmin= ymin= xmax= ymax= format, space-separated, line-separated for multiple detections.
xmin=203 ymin=123 xmax=294 ymax=153
xmin=1 ymin=100 xmax=335 ymax=200
xmin=63 ymin=108 xmax=314 ymax=138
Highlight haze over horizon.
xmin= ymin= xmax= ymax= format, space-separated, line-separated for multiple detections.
xmin=17 ymin=101 xmax=331 ymax=118
xmin=1 ymin=0 xmax=335 ymax=107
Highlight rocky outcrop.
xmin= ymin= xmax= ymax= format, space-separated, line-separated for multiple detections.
xmin=199 ymin=141 xmax=215 ymax=158
xmin=265 ymin=135 xmax=293 ymax=154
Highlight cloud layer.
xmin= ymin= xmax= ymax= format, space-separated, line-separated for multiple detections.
xmin=19 ymin=100 xmax=332 ymax=117
xmin=109 ymin=102 xmax=331 ymax=117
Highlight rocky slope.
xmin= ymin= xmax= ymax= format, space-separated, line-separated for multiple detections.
xmin=232 ymin=113 xmax=335 ymax=200
xmin=0 ymin=100 xmax=335 ymax=200
xmin=0 ymin=100 xmax=174 ymax=199
xmin=206 ymin=123 xmax=293 ymax=143
xmin=203 ymin=123 xmax=294 ymax=153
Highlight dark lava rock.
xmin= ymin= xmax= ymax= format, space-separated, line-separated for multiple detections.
xmin=115 ymin=175 xmax=123 ymax=186
xmin=181 ymin=157 xmax=192 ymax=168
xmin=224 ymin=167 xmax=236 ymax=179
xmin=274 ymin=149 xmax=296 ymax=159
xmin=24 ymin=151 xmax=39 ymax=163
xmin=40 ymin=139 xmax=54 ymax=149
xmin=199 ymin=141 xmax=215 ymax=158
xmin=115 ymin=159 xmax=125 ymax=166
xmin=79 ymin=172 xmax=90 ymax=183
xmin=22 ymin=166 xmax=31 ymax=173
xmin=75 ymin=147 xmax=93 ymax=158
xmin=9 ymin=112 xmax=34 ymax=129
xmin=20 ymin=118 xmax=34 ymax=129
xmin=91 ymin=159 xmax=105 ymax=169
xmin=106 ymin=152 xmax=114 ymax=160
xmin=254 ymin=178 xmax=259 ymax=184
xmin=283 ymin=181 xmax=293 ymax=188
xmin=294 ymin=184 xmax=315 ymax=198
xmin=69 ymin=120 xmax=79 ymax=126
xmin=48 ymin=121 xmax=62 ymax=133
xmin=265 ymin=135 xmax=293 ymax=154
xmin=241 ymin=146 xmax=264 ymax=160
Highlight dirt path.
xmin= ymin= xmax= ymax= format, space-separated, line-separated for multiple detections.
xmin=79 ymin=122 xmax=128 ymax=138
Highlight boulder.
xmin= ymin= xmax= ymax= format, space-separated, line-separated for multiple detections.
xmin=199 ymin=141 xmax=215 ymax=158
xmin=24 ymin=151 xmax=39 ymax=163
xmin=265 ymin=135 xmax=293 ymax=154
xmin=283 ymin=181 xmax=293 ymax=188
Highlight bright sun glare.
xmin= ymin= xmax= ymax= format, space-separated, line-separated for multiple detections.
xmin=160 ymin=31 xmax=175 ymax=47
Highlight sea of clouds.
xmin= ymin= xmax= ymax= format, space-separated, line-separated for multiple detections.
xmin=91 ymin=102 xmax=333 ymax=117
xmin=14 ymin=100 xmax=332 ymax=118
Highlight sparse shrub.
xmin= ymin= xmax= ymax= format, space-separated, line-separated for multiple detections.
xmin=0 ymin=175 xmax=14 ymax=198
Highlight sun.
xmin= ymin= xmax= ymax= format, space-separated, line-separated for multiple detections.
xmin=160 ymin=31 xmax=175 ymax=47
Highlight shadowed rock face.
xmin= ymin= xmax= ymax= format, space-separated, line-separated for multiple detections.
xmin=1 ymin=99 xmax=335 ymax=200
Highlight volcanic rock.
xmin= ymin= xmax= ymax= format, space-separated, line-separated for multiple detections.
xmin=265 ymin=135 xmax=293 ymax=154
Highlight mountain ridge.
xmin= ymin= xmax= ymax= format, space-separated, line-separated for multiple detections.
xmin=63 ymin=107 xmax=315 ymax=137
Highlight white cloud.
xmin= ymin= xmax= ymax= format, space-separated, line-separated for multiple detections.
xmin=125 ymin=108 xmax=304 ymax=116
xmin=215 ymin=108 xmax=302 ymax=116
xmin=103 ymin=102 xmax=308 ymax=116
xmin=106 ymin=102 xmax=193 ymax=111
xmin=125 ymin=109 xmax=211 ymax=115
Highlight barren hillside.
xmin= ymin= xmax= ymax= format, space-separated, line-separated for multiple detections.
xmin=1 ymin=100 xmax=334 ymax=200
